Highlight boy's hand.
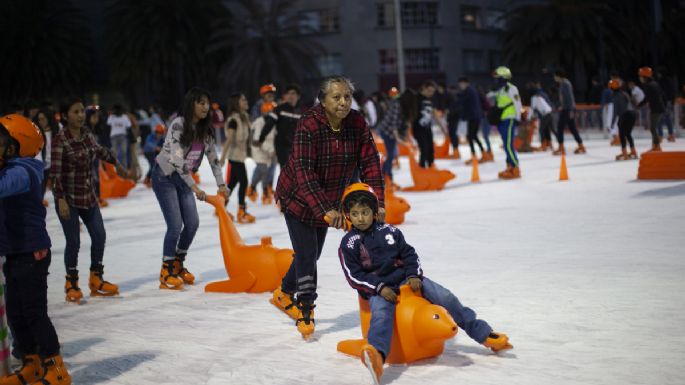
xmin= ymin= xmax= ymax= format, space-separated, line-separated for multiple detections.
xmin=407 ymin=277 xmax=422 ymax=293
xmin=115 ymin=163 xmax=128 ymax=178
xmin=380 ymin=286 xmax=397 ymax=303
xmin=58 ymin=198 xmax=70 ymax=219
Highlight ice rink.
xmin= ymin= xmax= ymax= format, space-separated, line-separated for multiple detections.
xmin=40 ymin=137 xmax=685 ymax=385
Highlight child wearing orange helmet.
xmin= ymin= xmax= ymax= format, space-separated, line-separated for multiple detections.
xmin=0 ymin=114 xmax=72 ymax=385
xmin=337 ymin=182 xmax=512 ymax=385
xmin=609 ymin=79 xmax=638 ymax=160
xmin=247 ymin=101 xmax=278 ymax=204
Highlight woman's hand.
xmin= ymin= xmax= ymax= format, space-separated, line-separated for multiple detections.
xmin=192 ymin=185 xmax=207 ymax=201
xmin=218 ymin=185 xmax=230 ymax=200
xmin=324 ymin=210 xmax=345 ymax=229
xmin=115 ymin=163 xmax=128 ymax=178
xmin=58 ymin=198 xmax=70 ymax=219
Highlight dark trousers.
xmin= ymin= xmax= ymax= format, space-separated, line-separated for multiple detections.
xmin=55 ymin=202 xmax=106 ymax=271
xmin=414 ymin=125 xmax=434 ymax=168
xmin=538 ymin=114 xmax=554 ymax=142
xmin=466 ymin=119 xmax=484 ymax=154
xmin=144 ymin=152 xmax=157 ymax=179
xmin=618 ymin=111 xmax=636 ymax=149
xmin=276 ymin=141 xmax=292 ymax=167
xmin=280 ymin=214 xmax=328 ymax=303
xmin=447 ymin=117 xmax=459 ymax=151
xmin=649 ymin=112 xmax=663 ymax=145
xmin=227 ymin=161 xmax=248 ymax=206
xmin=379 ymin=131 xmax=396 ymax=179
xmin=557 ymin=109 xmax=583 ymax=145
xmin=4 ymin=251 xmax=60 ymax=358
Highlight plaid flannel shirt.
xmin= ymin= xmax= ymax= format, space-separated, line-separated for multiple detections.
xmin=51 ymin=127 xmax=117 ymax=208
xmin=376 ymin=99 xmax=402 ymax=138
xmin=275 ymin=104 xmax=384 ymax=227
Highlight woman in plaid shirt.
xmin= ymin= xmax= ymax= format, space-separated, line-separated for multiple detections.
xmin=51 ymin=97 xmax=128 ymax=303
xmin=270 ymin=76 xmax=385 ymax=338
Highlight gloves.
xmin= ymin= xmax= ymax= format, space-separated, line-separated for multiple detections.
xmin=379 ymin=286 xmax=397 ymax=303
xmin=407 ymin=277 xmax=422 ymax=293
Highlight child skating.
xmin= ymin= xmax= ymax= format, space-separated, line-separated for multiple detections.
xmin=337 ymin=183 xmax=512 ymax=385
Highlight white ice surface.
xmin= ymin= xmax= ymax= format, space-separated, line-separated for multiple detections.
xmin=41 ymin=137 xmax=685 ymax=385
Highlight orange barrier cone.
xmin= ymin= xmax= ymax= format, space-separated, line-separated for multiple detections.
xmin=559 ymin=154 xmax=569 ymax=181
xmin=337 ymin=285 xmax=457 ymax=364
xmin=470 ymin=156 xmax=480 ymax=183
xmin=434 ymin=137 xmax=451 ymax=159
xmin=402 ymin=148 xmax=455 ymax=191
xmin=637 ymin=151 xmax=685 ymax=179
xmin=203 ymin=195 xmax=293 ymax=293
xmin=99 ymin=163 xmax=135 ymax=199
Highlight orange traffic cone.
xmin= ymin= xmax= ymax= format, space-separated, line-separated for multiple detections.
xmin=559 ymin=154 xmax=569 ymax=181
xmin=470 ymin=155 xmax=480 ymax=183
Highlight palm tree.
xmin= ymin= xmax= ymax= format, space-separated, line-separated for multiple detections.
xmin=501 ymin=0 xmax=649 ymax=91
xmin=208 ymin=0 xmax=326 ymax=101
xmin=105 ymin=0 xmax=229 ymax=110
xmin=0 ymin=0 xmax=91 ymax=110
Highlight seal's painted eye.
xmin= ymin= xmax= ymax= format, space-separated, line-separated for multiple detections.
xmin=433 ymin=314 xmax=440 ymax=320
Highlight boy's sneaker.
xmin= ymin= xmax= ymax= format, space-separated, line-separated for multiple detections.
xmin=0 ymin=354 xmax=44 ymax=385
xmin=483 ymin=332 xmax=513 ymax=352
xmin=360 ymin=344 xmax=384 ymax=385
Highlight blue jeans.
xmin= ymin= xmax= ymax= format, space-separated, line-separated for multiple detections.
xmin=498 ymin=119 xmax=519 ymax=167
xmin=55 ymin=203 xmax=106 ymax=271
xmin=151 ymin=164 xmax=199 ymax=258
xmin=250 ymin=163 xmax=269 ymax=193
xmin=266 ymin=156 xmax=277 ymax=187
xmin=111 ymin=134 xmax=128 ymax=167
xmin=657 ymin=104 xmax=675 ymax=137
xmin=379 ymin=131 xmax=396 ymax=180
xmin=367 ymin=277 xmax=493 ymax=358
xmin=280 ymin=214 xmax=328 ymax=302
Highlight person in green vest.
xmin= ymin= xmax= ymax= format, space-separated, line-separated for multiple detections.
xmin=492 ymin=66 xmax=522 ymax=179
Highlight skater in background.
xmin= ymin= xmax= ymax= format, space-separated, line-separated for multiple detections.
xmin=492 ymin=66 xmax=523 ymax=179
xmin=375 ymin=86 xmax=403 ymax=187
xmin=143 ymin=123 xmax=166 ymax=187
xmin=553 ymin=69 xmax=586 ymax=155
xmin=413 ymin=80 xmax=438 ymax=168
xmin=220 ymin=93 xmax=255 ymax=224
xmin=51 ymin=98 xmax=127 ymax=304
xmin=270 ymin=76 xmax=384 ymax=339
xmin=106 ymin=104 xmax=131 ymax=166
xmin=337 ymin=183 xmax=512 ymax=385
xmin=0 ymin=114 xmax=72 ymax=385
xmin=457 ymin=77 xmax=491 ymax=164
xmin=609 ymin=79 xmax=638 ymax=161
xmin=529 ymin=81 xmax=555 ymax=151
xmin=247 ymin=101 xmax=278 ymax=205
xmin=152 ymin=87 xmax=229 ymax=290
xmin=637 ymin=67 xmax=666 ymax=152
xmin=32 ymin=109 xmax=58 ymax=205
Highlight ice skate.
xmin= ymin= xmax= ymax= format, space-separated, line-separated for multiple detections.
xmin=615 ymin=149 xmax=629 ymax=161
xmin=479 ymin=150 xmax=494 ymax=163
xmin=296 ymin=300 xmax=316 ymax=339
xmin=498 ymin=166 xmax=521 ymax=180
xmin=483 ymin=332 xmax=513 ymax=352
xmin=610 ymin=135 xmax=620 ymax=146
xmin=360 ymin=344 xmax=384 ymax=385
xmin=0 ymin=354 xmax=44 ymax=385
xmin=35 ymin=355 xmax=71 ymax=385
xmin=667 ymin=133 xmax=676 ymax=143
xmin=64 ymin=272 xmax=83 ymax=304
xmin=270 ymin=287 xmax=300 ymax=320
xmin=89 ymin=266 xmax=119 ymax=296
xmin=237 ymin=206 xmax=256 ymax=224
xmin=628 ymin=148 xmax=638 ymax=159
xmin=646 ymin=143 xmax=662 ymax=152
xmin=159 ymin=260 xmax=184 ymax=290
xmin=262 ymin=186 xmax=274 ymax=205
xmin=245 ymin=186 xmax=258 ymax=202
xmin=573 ymin=144 xmax=586 ymax=154
xmin=553 ymin=144 xmax=565 ymax=156
xmin=173 ymin=255 xmax=195 ymax=285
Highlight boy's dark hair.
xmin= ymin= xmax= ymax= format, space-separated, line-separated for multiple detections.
xmin=421 ymin=80 xmax=438 ymax=90
xmin=284 ymin=83 xmax=301 ymax=95
xmin=342 ymin=191 xmax=378 ymax=215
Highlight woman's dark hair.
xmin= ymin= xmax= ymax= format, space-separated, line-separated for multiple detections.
xmin=555 ymin=69 xmax=567 ymax=78
xmin=112 ymin=104 xmax=124 ymax=116
xmin=399 ymin=89 xmax=418 ymax=123
xmin=284 ymin=83 xmax=301 ymax=95
xmin=59 ymin=97 xmax=83 ymax=124
xmin=180 ymin=87 xmax=213 ymax=147
xmin=342 ymin=191 xmax=378 ymax=214
xmin=33 ymin=108 xmax=58 ymax=133
xmin=226 ymin=93 xmax=250 ymax=126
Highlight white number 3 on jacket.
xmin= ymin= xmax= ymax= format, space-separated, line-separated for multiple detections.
xmin=385 ymin=234 xmax=395 ymax=245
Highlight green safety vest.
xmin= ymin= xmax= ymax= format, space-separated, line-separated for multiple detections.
xmin=496 ymin=83 xmax=516 ymax=120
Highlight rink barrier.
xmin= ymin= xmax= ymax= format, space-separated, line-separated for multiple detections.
xmin=637 ymin=151 xmax=685 ymax=180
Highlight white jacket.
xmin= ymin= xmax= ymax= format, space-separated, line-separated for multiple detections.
xmin=251 ymin=116 xmax=275 ymax=165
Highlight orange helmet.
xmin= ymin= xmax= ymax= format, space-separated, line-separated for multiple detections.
xmin=608 ymin=79 xmax=621 ymax=90
xmin=638 ymin=66 xmax=653 ymax=78
xmin=388 ymin=87 xmax=400 ymax=98
xmin=259 ymin=84 xmax=277 ymax=96
xmin=211 ymin=102 xmax=220 ymax=110
xmin=0 ymin=114 xmax=44 ymax=157
xmin=260 ymin=101 xmax=278 ymax=114
xmin=154 ymin=123 xmax=166 ymax=134
xmin=341 ymin=182 xmax=378 ymax=213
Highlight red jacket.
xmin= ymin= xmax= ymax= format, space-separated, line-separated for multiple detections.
xmin=275 ymin=104 xmax=384 ymax=227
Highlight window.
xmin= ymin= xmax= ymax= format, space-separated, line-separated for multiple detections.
xmin=299 ymin=9 xmax=340 ymax=34
xmin=377 ymin=2 xmax=439 ymax=28
xmin=317 ymin=54 xmax=343 ymax=77
xmin=461 ymin=5 xmax=480 ymax=29
xmin=379 ymin=48 xmax=440 ymax=74
xmin=463 ymin=49 xmax=483 ymax=73
xmin=482 ymin=9 xmax=505 ymax=30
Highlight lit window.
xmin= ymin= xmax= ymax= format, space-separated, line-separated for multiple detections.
xmin=317 ymin=54 xmax=343 ymax=77
xmin=461 ymin=5 xmax=480 ymax=29
xmin=299 ymin=9 xmax=340 ymax=34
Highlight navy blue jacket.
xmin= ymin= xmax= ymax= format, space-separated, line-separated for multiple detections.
xmin=459 ymin=85 xmax=483 ymax=121
xmin=0 ymin=200 xmax=7 ymax=255
xmin=338 ymin=222 xmax=423 ymax=298
xmin=0 ymin=158 xmax=51 ymax=254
